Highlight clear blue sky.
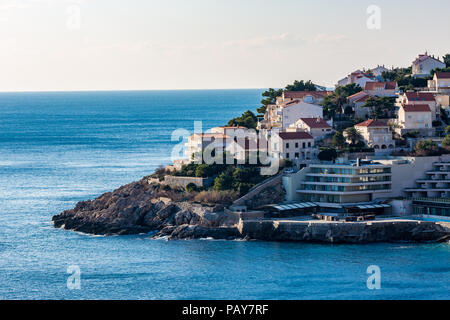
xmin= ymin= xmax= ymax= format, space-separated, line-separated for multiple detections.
xmin=0 ymin=0 xmax=449 ymax=91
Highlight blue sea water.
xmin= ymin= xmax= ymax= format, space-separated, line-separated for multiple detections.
xmin=0 ymin=90 xmax=449 ymax=300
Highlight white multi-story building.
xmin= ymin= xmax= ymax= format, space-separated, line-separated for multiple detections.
xmin=364 ymin=81 xmax=398 ymax=97
xmin=270 ymin=131 xmax=317 ymax=166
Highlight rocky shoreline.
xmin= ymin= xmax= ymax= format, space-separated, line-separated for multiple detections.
xmin=52 ymin=177 xmax=450 ymax=243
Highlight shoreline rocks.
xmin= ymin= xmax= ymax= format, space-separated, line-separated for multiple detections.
xmin=52 ymin=177 xmax=450 ymax=243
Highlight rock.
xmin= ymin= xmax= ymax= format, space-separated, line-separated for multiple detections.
xmin=167 ymin=225 xmax=240 ymax=240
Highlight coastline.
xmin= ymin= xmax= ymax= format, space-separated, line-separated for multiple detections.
xmin=52 ymin=176 xmax=450 ymax=243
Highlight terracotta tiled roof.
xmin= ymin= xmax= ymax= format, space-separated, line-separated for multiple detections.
xmin=354 ymin=94 xmax=370 ymax=103
xmin=355 ymin=119 xmax=388 ymax=127
xmin=299 ymin=117 xmax=331 ymax=129
xmin=278 ymin=132 xmax=314 ymax=140
xmin=405 ymin=92 xmax=435 ymax=102
xmin=283 ymin=91 xmax=332 ymax=99
xmin=364 ymin=81 xmax=397 ymax=90
xmin=347 ymin=91 xmax=367 ymax=100
xmin=402 ymin=104 xmax=431 ymax=112
xmin=435 ymin=72 xmax=450 ymax=79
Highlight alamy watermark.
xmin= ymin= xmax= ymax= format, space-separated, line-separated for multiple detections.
xmin=367 ymin=5 xmax=381 ymax=30
xmin=67 ymin=265 xmax=81 ymax=290
xmin=366 ymin=265 xmax=381 ymax=290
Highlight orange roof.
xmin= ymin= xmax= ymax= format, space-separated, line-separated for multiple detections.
xmin=402 ymin=104 xmax=431 ymax=112
xmin=405 ymin=92 xmax=435 ymax=102
xmin=283 ymin=91 xmax=332 ymax=99
xmin=355 ymin=119 xmax=388 ymax=127
xmin=364 ymin=81 xmax=397 ymax=90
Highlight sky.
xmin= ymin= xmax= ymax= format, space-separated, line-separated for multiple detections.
xmin=0 ymin=0 xmax=449 ymax=91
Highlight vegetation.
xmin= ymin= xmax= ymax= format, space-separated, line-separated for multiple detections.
xmin=442 ymin=135 xmax=450 ymax=147
xmin=381 ymin=67 xmax=429 ymax=91
xmin=331 ymin=131 xmax=346 ymax=149
xmin=414 ymin=139 xmax=440 ymax=156
xmin=344 ymin=127 xmax=363 ymax=146
xmin=322 ymin=83 xmax=362 ymax=119
xmin=227 ymin=110 xmax=258 ymax=129
xmin=318 ymin=148 xmax=338 ymax=161
xmin=257 ymin=88 xmax=283 ymax=115
xmin=362 ymin=96 xmax=396 ymax=119
xmin=443 ymin=54 xmax=450 ymax=68
xmin=193 ymin=190 xmax=239 ymax=205
xmin=257 ymin=80 xmax=317 ymax=115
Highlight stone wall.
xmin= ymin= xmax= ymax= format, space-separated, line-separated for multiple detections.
xmin=164 ymin=175 xmax=214 ymax=188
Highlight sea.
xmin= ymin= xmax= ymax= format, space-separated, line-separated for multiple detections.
xmin=0 ymin=89 xmax=448 ymax=300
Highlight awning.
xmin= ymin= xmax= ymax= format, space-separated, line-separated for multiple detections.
xmin=269 ymin=202 xmax=318 ymax=211
xmin=356 ymin=204 xmax=390 ymax=209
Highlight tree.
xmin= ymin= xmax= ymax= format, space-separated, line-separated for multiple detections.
xmin=444 ymin=54 xmax=450 ymax=68
xmin=318 ymin=148 xmax=338 ymax=161
xmin=332 ymin=132 xmax=346 ymax=149
xmin=334 ymin=83 xmax=362 ymax=97
xmin=285 ymin=80 xmax=317 ymax=92
xmin=442 ymin=135 xmax=450 ymax=147
xmin=258 ymin=88 xmax=283 ymax=115
xmin=362 ymin=96 xmax=395 ymax=119
xmin=213 ymin=172 xmax=234 ymax=191
xmin=446 ymin=126 xmax=450 ymax=134
xmin=227 ymin=110 xmax=257 ymax=129
xmin=344 ymin=127 xmax=363 ymax=145
xmin=185 ymin=183 xmax=199 ymax=193
xmin=414 ymin=139 xmax=439 ymax=156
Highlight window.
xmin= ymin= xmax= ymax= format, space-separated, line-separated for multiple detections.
xmin=286 ymin=153 xmax=290 ymax=159
xmin=295 ymin=153 xmax=299 ymax=158
xmin=286 ymin=143 xmax=290 ymax=149
xmin=295 ymin=142 xmax=299 ymax=148
xmin=308 ymin=142 xmax=311 ymax=147
xmin=302 ymin=142 xmax=306 ymax=148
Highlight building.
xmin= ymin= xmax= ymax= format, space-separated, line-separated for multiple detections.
xmin=270 ymin=131 xmax=317 ymax=166
xmin=280 ymin=91 xmax=331 ymax=105
xmin=370 ymin=65 xmax=389 ymax=78
xmin=286 ymin=117 xmax=332 ymax=139
xmin=364 ymin=81 xmax=398 ymax=97
xmin=337 ymin=70 xmax=375 ymax=88
xmin=295 ymin=159 xmax=392 ymax=204
xmin=355 ymin=119 xmax=394 ymax=151
xmin=404 ymin=161 xmax=450 ymax=199
xmin=397 ymin=92 xmax=438 ymax=120
xmin=282 ymin=155 xmax=450 ymax=218
xmin=185 ymin=133 xmax=229 ymax=159
xmin=428 ymin=72 xmax=450 ymax=94
xmin=210 ymin=126 xmax=249 ymax=138
xmin=396 ymin=104 xmax=432 ymax=136
xmin=261 ymin=100 xmax=323 ymax=130
xmin=347 ymin=91 xmax=371 ymax=119
xmin=412 ymin=53 xmax=446 ymax=78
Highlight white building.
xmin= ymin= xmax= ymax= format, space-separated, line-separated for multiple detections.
xmin=396 ymin=104 xmax=432 ymax=136
xmin=396 ymin=92 xmax=438 ymax=120
xmin=270 ymin=131 xmax=317 ymax=165
xmin=412 ymin=53 xmax=446 ymax=78
xmin=287 ymin=117 xmax=332 ymax=139
xmin=355 ymin=119 xmax=394 ymax=152
xmin=428 ymin=72 xmax=450 ymax=94
xmin=337 ymin=70 xmax=375 ymax=88
xmin=370 ymin=65 xmax=389 ymax=78
xmin=364 ymin=81 xmax=398 ymax=97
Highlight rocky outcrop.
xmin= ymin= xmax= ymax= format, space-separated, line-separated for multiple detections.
xmin=52 ymin=178 xmax=230 ymax=237
xmin=238 ymin=219 xmax=450 ymax=243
